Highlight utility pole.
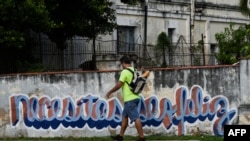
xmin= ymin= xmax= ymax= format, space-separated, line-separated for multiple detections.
xmin=190 ymin=0 xmax=195 ymax=47
xmin=201 ymin=34 xmax=206 ymax=65
xmin=190 ymin=0 xmax=195 ymax=66
xmin=143 ymin=0 xmax=148 ymax=61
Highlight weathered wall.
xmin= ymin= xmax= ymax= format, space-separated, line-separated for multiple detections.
xmin=113 ymin=0 xmax=250 ymax=45
xmin=0 ymin=60 xmax=250 ymax=138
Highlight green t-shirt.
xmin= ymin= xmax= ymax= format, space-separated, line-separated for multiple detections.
xmin=119 ymin=67 xmax=140 ymax=102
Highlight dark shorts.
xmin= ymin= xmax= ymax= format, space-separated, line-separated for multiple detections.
xmin=122 ymin=98 xmax=140 ymax=122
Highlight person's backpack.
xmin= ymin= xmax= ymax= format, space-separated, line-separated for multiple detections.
xmin=125 ymin=68 xmax=147 ymax=95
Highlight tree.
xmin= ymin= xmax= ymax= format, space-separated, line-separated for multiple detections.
xmin=44 ymin=0 xmax=117 ymax=70
xmin=215 ymin=0 xmax=250 ymax=64
xmin=44 ymin=0 xmax=116 ymax=48
xmin=156 ymin=32 xmax=172 ymax=67
xmin=81 ymin=0 xmax=117 ymax=69
xmin=215 ymin=23 xmax=250 ymax=64
xmin=212 ymin=0 xmax=250 ymax=66
xmin=0 ymin=0 xmax=53 ymax=48
xmin=0 ymin=0 xmax=118 ymax=73
xmin=0 ymin=0 xmax=54 ymax=73
xmin=239 ymin=0 xmax=250 ymax=17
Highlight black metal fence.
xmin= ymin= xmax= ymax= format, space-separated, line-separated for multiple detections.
xmin=0 ymin=38 xmax=217 ymax=74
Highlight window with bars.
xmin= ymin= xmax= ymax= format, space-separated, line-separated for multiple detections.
xmin=117 ymin=26 xmax=135 ymax=53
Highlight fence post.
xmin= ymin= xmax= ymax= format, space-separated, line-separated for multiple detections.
xmin=201 ymin=34 xmax=206 ymax=65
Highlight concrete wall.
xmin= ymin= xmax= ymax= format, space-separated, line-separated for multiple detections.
xmin=0 ymin=60 xmax=250 ymax=138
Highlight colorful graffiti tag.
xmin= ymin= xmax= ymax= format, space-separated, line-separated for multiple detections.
xmin=9 ymin=85 xmax=236 ymax=136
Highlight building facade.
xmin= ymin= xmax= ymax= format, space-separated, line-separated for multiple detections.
xmin=97 ymin=0 xmax=249 ymax=67
xmin=33 ymin=0 xmax=250 ymax=71
xmin=111 ymin=0 xmax=249 ymax=51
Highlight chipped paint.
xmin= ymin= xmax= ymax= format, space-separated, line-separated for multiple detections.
xmin=0 ymin=63 xmax=248 ymax=137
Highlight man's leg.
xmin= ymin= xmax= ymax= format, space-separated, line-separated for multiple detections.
xmin=119 ymin=116 xmax=128 ymax=136
xmin=134 ymin=118 xmax=144 ymax=138
xmin=111 ymin=117 xmax=128 ymax=141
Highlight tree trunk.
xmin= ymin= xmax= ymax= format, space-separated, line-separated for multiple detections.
xmin=162 ymin=45 xmax=167 ymax=67
xmin=92 ymin=37 xmax=97 ymax=70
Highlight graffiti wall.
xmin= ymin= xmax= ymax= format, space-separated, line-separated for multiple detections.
xmin=0 ymin=60 xmax=249 ymax=138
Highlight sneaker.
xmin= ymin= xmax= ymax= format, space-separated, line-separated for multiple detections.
xmin=136 ymin=137 xmax=146 ymax=141
xmin=111 ymin=134 xmax=123 ymax=141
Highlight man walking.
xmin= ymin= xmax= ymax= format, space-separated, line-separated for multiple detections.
xmin=106 ymin=55 xmax=146 ymax=141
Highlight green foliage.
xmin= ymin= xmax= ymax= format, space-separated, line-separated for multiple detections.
xmin=121 ymin=0 xmax=144 ymax=5
xmin=215 ymin=23 xmax=250 ymax=64
xmin=240 ymin=45 xmax=250 ymax=58
xmin=44 ymin=0 xmax=117 ymax=49
xmin=190 ymin=40 xmax=203 ymax=53
xmin=156 ymin=32 xmax=172 ymax=50
xmin=0 ymin=27 xmax=25 ymax=48
xmin=0 ymin=0 xmax=118 ymax=73
xmin=0 ymin=0 xmax=53 ymax=48
xmin=190 ymin=40 xmax=203 ymax=66
xmin=16 ymin=61 xmax=46 ymax=73
xmin=156 ymin=32 xmax=172 ymax=67
xmin=238 ymin=0 xmax=250 ymax=58
xmin=82 ymin=0 xmax=117 ymax=38
xmin=0 ymin=0 xmax=117 ymax=48
xmin=239 ymin=0 xmax=250 ymax=17
xmin=215 ymin=0 xmax=250 ymax=64
xmin=0 ymin=0 xmax=55 ymax=74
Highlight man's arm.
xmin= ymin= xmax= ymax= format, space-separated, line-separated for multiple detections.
xmin=105 ymin=81 xmax=123 ymax=98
